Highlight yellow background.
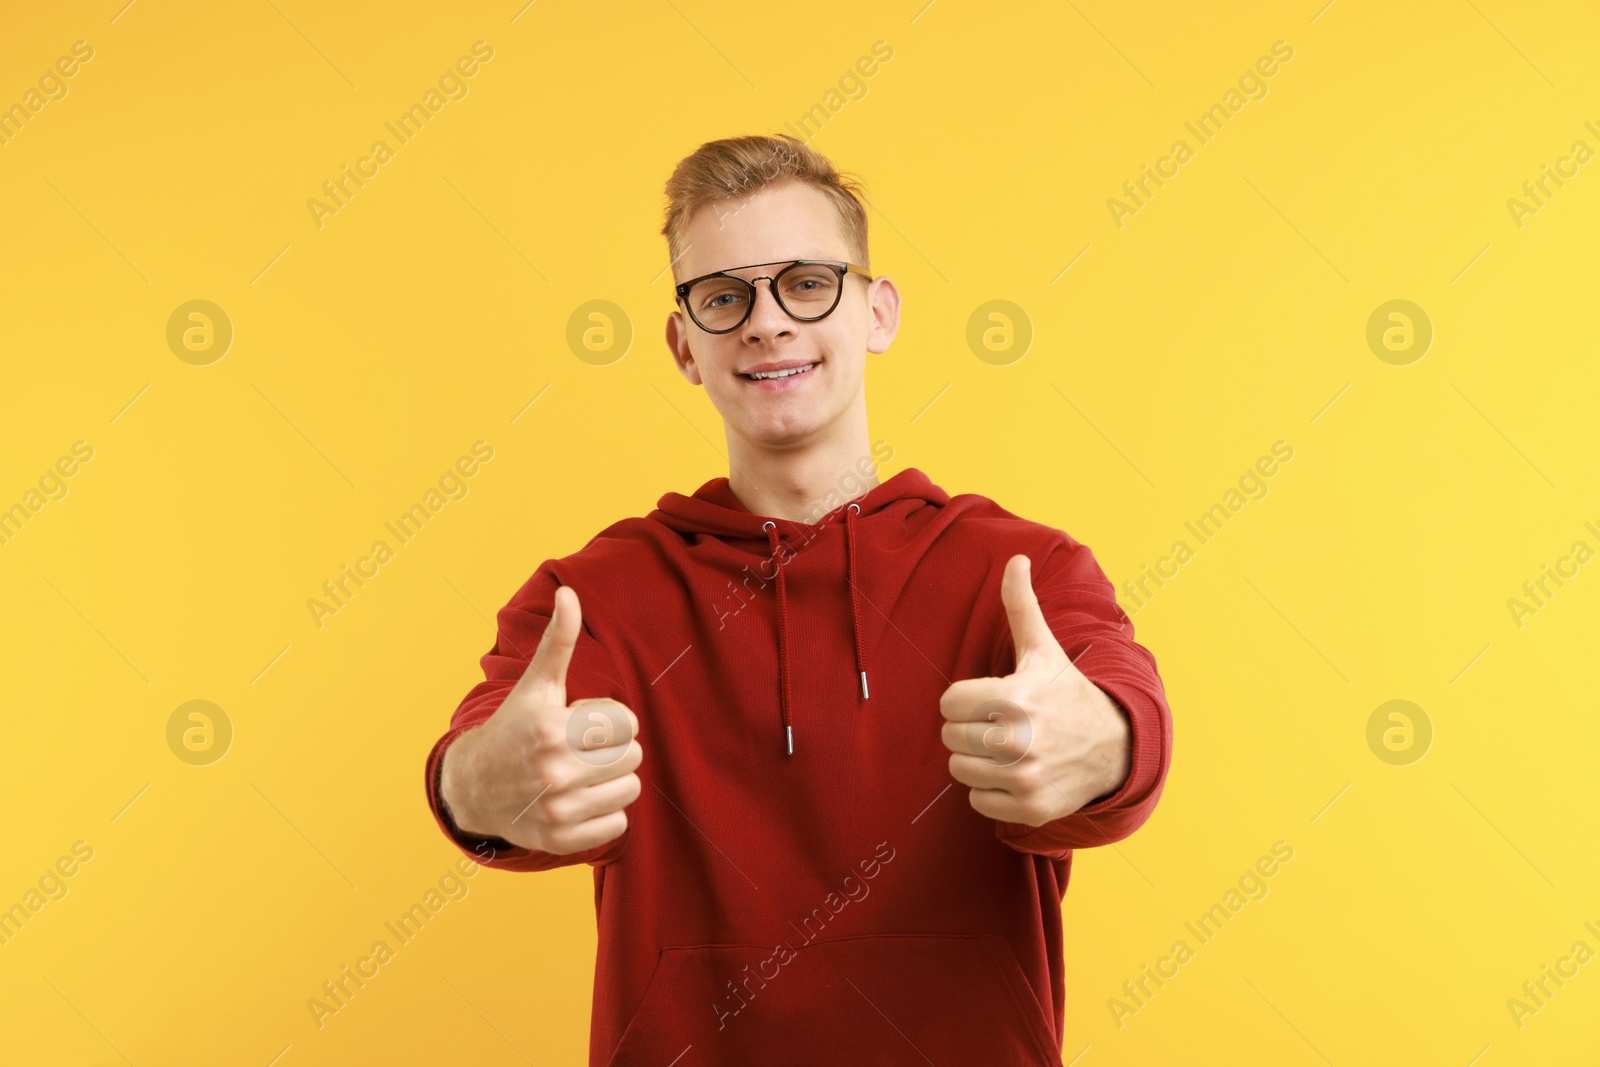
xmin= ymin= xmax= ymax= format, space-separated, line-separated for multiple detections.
xmin=3 ymin=0 xmax=1597 ymax=1062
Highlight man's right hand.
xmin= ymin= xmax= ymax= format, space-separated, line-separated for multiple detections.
xmin=439 ymin=585 xmax=643 ymax=855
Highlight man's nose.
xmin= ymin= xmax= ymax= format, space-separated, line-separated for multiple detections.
xmin=743 ymin=279 xmax=794 ymax=338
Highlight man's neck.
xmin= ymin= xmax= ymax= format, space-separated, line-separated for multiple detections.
xmin=724 ymin=420 xmax=878 ymax=524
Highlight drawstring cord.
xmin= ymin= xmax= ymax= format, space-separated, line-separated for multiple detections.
xmin=764 ymin=520 xmax=795 ymax=756
xmin=845 ymin=503 xmax=869 ymax=700
xmin=763 ymin=501 xmax=870 ymax=757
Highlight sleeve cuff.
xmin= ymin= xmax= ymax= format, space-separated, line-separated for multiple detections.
xmin=1075 ymin=675 xmax=1162 ymax=816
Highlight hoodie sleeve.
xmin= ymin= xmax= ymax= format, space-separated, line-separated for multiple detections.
xmin=989 ymin=532 xmax=1173 ymax=860
xmin=423 ymin=562 xmax=633 ymax=873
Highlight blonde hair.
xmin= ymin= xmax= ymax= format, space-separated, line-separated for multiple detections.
xmin=660 ymin=133 xmax=870 ymax=284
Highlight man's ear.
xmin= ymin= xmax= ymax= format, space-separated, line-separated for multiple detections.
xmin=665 ymin=310 xmax=704 ymax=386
xmin=866 ymin=276 xmax=901 ymax=355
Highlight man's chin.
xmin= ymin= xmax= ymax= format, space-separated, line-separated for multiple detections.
xmin=730 ymin=415 xmax=826 ymax=450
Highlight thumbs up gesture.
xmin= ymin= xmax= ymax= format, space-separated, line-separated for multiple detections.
xmin=939 ymin=555 xmax=1132 ymax=828
xmin=439 ymin=585 xmax=643 ymax=855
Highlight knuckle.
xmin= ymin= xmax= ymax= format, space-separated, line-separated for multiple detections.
xmin=569 ymin=698 xmax=634 ymax=747
xmin=530 ymin=716 xmax=567 ymax=753
xmin=532 ymin=763 xmax=572 ymax=798
xmin=541 ymin=794 xmax=574 ymax=826
xmin=540 ymin=827 xmax=579 ymax=855
xmin=1012 ymin=762 xmax=1044 ymax=795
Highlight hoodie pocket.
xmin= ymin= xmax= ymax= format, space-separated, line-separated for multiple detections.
xmin=606 ymin=932 xmax=1061 ymax=1067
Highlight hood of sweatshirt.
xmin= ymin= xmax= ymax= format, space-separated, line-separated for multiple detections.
xmin=424 ymin=464 xmax=1173 ymax=1066
xmin=648 ymin=466 xmax=948 ymax=757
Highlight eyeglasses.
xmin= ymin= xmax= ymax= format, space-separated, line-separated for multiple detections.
xmin=674 ymin=259 xmax=873 ymax=334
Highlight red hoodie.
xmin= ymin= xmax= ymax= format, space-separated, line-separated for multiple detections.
xmin=424 ymin=466 xmax=1173 ymax=1066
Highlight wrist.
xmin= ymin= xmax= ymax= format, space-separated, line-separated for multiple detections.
xmin=439 ymin=728 xmax=496 ymax=838
xmin=1091 ymin=686 xmax=1133 ymax=800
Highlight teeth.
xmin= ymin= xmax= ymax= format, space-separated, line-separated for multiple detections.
xmin=747 ymin=363 xmax=816 ymax=380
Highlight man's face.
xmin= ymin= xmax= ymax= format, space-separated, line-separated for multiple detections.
xmin=664 ymin=180 xmax=897 ymax=450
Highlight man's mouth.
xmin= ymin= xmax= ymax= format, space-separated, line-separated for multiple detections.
xmin=740 ymin=362 xmax=820 ymax=382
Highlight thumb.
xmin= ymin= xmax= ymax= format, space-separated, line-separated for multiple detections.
xmin=517 ymin=584 xmax=581 ymax=705
xmin=1001 ymin=555 xmax=1065 ymax=672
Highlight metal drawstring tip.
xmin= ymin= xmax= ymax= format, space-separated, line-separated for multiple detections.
xmin=785 ymin=725 xmax=793 ymax=756
xmin=859 ymin=670 xmax=870 ymax=701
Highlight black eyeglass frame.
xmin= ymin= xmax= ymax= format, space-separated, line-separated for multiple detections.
xmin=674 ymin=259 xmax=874 ymax=335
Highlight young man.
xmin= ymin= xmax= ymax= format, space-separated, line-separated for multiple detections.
xmin=426 ymin=134 xmax=1173 ymax=1066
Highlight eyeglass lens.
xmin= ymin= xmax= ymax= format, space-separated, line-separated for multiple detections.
xmin=685 ymin=263 xmax=841 ymax=332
